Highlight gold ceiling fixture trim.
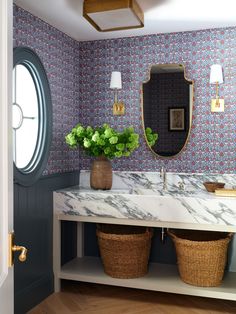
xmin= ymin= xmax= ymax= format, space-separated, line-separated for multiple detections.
xmin=83 ymin=0 xmax=144 ymax=32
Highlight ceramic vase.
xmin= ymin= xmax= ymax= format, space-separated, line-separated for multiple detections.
xmin=90 ymin=156 xmax=112 ymax=190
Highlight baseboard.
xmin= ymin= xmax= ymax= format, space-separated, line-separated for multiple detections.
xmin=14 ymin=273 xmax=54 ymax=314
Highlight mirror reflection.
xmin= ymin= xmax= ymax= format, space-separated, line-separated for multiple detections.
xmin=142 ymin=64 xmax=193 ymax=157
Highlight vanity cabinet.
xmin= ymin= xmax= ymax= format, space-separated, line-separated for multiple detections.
xmin=53 ymin=215 xmax=236 ymax=301
xmin=53 ymin=171 xmax=236 ymax=301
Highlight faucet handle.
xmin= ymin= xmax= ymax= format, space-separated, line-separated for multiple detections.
xmin=160 ymin=167 xmax=165 ymax=177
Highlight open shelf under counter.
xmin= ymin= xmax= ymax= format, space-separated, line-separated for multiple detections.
xmin=59 ymin=256 xmax=236 ymax=301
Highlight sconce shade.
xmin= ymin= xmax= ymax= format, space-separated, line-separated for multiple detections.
xmin=110 ymin=71 xmax=122 ymax=89
xmin=210 ymin=64 xmax=224 ymax=84
xmin=83 ymin=0 xmax=144 ymax=32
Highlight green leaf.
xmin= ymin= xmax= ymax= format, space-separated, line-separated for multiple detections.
xmin=83 ymin=138 xmax=91 ymax=148
xmin=104 ymin=147 xmax=111 ymax=154
xmin=65 ymin=133 xmax=77 ymax=147
xmin=97 ymin=139 xmax=105 ymax=146
xmin=153 ymin=133 xmax=158 ymax=140
xmin=145 ymin=127 xmax=152 ymax=134
xmin=109 ymin=136 xmax=118 ymax=144
xmin=114 ymin=151 xmax=123 ymax=158
xmin=116 ymin=143 xmax=125 ymax=151
xmin=123 ymin=151 xmax=131 ymax=157
xmin=92 ymin=131 xmax=100 ymax=142
xmin=76 ymin=125 xmax=84 ymax=136
xmin=86 ymin=126 xmax=93 ymax=133
xmin=145 ymin=127 xmax=158 ymax=147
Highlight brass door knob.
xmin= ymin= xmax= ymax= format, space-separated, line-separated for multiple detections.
xmin=12 ymin=245 xmax=28 ymax=262
xmin=8 ymin=233 xmax=28 ymax=267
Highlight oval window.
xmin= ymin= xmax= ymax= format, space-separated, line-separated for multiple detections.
xmin=13 ymin=47 xmax=52 ymax=186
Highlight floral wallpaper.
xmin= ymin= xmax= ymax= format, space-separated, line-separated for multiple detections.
xmin=13 ymin=5 xmax=80 ymax=175
xmin=79 ymin=27 xmax=236 ymax=173
xmin=14 ymin=5 xmax=236 ymax=174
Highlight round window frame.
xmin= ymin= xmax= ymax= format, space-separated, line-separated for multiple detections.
xmin=13 ymin=47 xmax=52 ymax=186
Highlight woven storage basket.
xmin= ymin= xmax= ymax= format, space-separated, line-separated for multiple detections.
xmin=96 ymin=224 xmax=153 ymax=279
xmin=168 ymin=229 xmax=232 ymax=287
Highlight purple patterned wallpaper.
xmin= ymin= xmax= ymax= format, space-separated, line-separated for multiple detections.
xmin=79 ymin=28 xmax=236 ymax=173
xmin=14 ymin=5 xmax=236 ymax=174
xmin=13 ymin=5 xmax=80 ymax=175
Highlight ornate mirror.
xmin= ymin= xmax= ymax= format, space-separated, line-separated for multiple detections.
xmin=142 ymin=64 xmax=194 ymax=158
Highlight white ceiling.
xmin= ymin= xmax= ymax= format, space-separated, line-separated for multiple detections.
xmin=14 ymin=0 xmax=236 ymax=42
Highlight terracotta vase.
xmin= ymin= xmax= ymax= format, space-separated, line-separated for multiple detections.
xmin=90 ymin=156 xmax=112 ymax=190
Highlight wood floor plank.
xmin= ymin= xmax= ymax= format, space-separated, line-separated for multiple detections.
xmin=28 ymin=281 xmax=236 ymax=314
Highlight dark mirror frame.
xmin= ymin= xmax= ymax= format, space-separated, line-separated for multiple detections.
xmin=141 ymin=63 xmax=194 ymax=158
xmin=13 ymin=47 xmax=52 ymax=186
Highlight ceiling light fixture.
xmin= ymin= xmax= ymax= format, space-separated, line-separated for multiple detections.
xmin=83 ymin=0 xmax=144 ymax=32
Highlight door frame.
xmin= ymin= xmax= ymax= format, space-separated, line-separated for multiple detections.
xmin=0 ymin=0 xmax=13 ymax=312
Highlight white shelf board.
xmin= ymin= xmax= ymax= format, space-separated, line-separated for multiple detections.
xmin=57 ymin=214 xmax=236 ymax=233
xmin=59 ymin=257 xmax=236 ymax=301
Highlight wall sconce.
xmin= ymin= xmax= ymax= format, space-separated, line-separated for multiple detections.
xmin=210 ymin=64 xmax=224 ymax=112
xmin=110 ymin=71 xmax=125 ymax=115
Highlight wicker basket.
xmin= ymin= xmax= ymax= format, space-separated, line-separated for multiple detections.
xmin=168 ymin=229 xmax=232 ymax=287
xmin=97 ymin=224 xmax=153 ymax=279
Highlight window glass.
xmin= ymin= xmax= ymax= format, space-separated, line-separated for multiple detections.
xmin=13 ymin=64 xmax=39 ymax=169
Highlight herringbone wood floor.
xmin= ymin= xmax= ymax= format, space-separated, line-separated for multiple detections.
xmin=28 ymin=281 xmax=236 ymax=314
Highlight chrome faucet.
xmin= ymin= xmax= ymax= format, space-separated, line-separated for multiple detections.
xmin=160 ymin=167 xmax=167 ymax=190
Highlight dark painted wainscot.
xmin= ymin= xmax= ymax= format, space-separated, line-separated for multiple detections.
xmin=14 ymin=171 xmax=79 ymax=314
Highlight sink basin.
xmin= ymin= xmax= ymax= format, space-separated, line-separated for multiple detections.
xmin=79 ymin=187 xmax=134 ymax=194
xmin=132 ymin=186 xmax=205 ymax=197
xmin=70 ymin=186 xmax=205 ymax=197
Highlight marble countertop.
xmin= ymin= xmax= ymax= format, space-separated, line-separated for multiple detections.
xmin=54 ymin=171 xmax=236 ymax=231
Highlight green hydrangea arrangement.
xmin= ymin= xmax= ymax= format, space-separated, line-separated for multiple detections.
xmin=65 ymin=123 xmax=139 ymax=159
xmin=145 ymin=127 xmax=158 ymax=147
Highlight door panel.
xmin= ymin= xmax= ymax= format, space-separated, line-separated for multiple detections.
xmin=14 ymin=171 xmax=79 ymax=314
xmin=0 ymin=0 xmax=13 ymax=313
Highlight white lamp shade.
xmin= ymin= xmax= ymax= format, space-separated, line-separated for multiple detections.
xmin=210 ymin=64 xmax=223 ymax=84
xmin=110 ymin=71 xmax=122 ymax=89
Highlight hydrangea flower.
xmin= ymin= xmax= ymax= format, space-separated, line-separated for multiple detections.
xmin=66 ymin=123 xmax=140 ymax=159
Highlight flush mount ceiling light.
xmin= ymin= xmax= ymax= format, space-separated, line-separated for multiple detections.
xmin=83 ymin=0 xmax=144 ymax=32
